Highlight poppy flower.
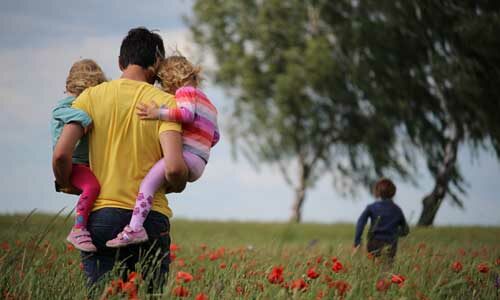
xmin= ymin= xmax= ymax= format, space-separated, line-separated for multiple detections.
xmin=315 ymin=290 xmax=325 ymax=300
xmin=176 ymin=271 xmax=194 ymax=283
xmin=333 ymin=280 xmax=351 ymax=297
xmin=376 ymin=279 xmax=391 ymax=292
xmin=496 ymin=258 xmax=500 ymax=266
xmin=391 ymin=274 xmax=406 ymax=287
xmin=65 ymin=243 xmax=75 ymax=252
xmin=121 ymin=281 xmax=138 ymax=298
xmin=477 ymin=263 xmax=489 ymax=273
xmin=307 ymin=268 xmax=320 ymax=279
xmin=170 ymin=244 xmax=180 ymax=252
xmin=332 ymin=261 xmax=343 ymax=273
xmin=219 ymin=263 xmax=227 ymax=269
xmin=268 ymin=266 xmax=284 ymax=284
xmin=451 ymin=261 xmax=462 ymax=272
xmin=173 ymin=286 xmax=189 ymax=297
xmin=195 ymin=293 xmax=208 ymax=300
xmin=290 ymin=278 xmax=308 ymax=291
xmin=235 ymin=285 xmax=244 ymax=295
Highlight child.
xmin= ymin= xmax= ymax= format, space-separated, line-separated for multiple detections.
xmin=106 ymin=55 xmax=219 ymax=247
xmin=353 ymin=178 xmax=409 ymax=261
xmin=51 ymin=59 xmax=106 ymax=252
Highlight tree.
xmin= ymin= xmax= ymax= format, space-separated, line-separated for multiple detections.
xmin=346 ymin=0 xmax=500 ymax=225
xmin=188 ymin=0 xmax=409 ymax=222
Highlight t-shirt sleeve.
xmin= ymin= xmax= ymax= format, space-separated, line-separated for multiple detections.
xmin=72 ymin=88 xmax=92 ymax=118
xmin=157 ymin=92 xmax=182 ymax=134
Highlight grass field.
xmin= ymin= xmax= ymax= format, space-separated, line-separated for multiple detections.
xmin=0 ymin=213 xmax=499 ymax=299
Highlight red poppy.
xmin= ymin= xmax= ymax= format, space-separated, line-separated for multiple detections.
xmin=496 ymin=258 xmax=500 ymax=266
xmin=268 ymin=266 xmax=284 ymax=284
xmin=173 ymin=286 xmax=189 ymax=297
xmin=65 ymin=243 xmax=74 ymax=252
xmin=333 ymin=280 xmax=351 ymax=297
xmin=209 ymin=252 xmax=220 ymax=261
xmin=195 ymin=293 xmax=208 ymax=300
xmin=307 ymin=268 xmax=320 ymax=279
xmin=376 ymin=279 xmax=391 ymax=292
xmin=451 ymin=261 xmax=462 ymax=272
xmin=219 ymin=263 xmax=227 ymax=269
xmin=176 ymin=271 xmax=194 ymax=283
xmin=170 ymin=244 xmax=180 ymax=252
xmin=176 ymin=258 xmax=186 ymax=267
xmin=332 ymin=261 xmax=343 ymax=273
xmin=391 ymin=274 xmax=406 ymax=287
xmin=121 ymin=281 xmax=138 ymax=298
xmin=127 ymin=271 xmax=141 ymax=283
xmin=315 ymin=290 xmax=325 ymax=300
xmin=477 ymin=263 xmax=489 ymax=273
xmin=290 ymin=278 xmax=308 ymax=291
xmin=235 ymin=285 xmax=245 ymax=295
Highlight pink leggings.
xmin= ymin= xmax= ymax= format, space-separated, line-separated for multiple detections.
xmin=129 ymin=151 xmax=205 ymax=230
xmin=70 ymin=164 xmax=100 ymax=229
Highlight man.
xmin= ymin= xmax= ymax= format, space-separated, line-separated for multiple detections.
xmin=52 ymin=27 xmax=188 ymax=291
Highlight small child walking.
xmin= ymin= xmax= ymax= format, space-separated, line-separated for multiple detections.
xmin=353 ymin=178 xmax=409 ymax=261
xmin=51 ymin=59 xmax=106 ymax=252
xmin=106 ymin=56 xmax=219 ymax=247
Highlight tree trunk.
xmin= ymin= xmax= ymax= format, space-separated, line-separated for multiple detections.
xmin=417 ymin=124 xmax=461 ymax=226
xmin=290 ymin=183 xmax=307 ymax=223
xmin=290 ymin=158 xmax=309 ymax=223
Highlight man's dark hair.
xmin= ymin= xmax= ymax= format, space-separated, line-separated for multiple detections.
xmin=119 ymin=27 xmax=165 ymax=69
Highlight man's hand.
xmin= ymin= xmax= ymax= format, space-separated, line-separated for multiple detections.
xmin=60 ymin=185 xmax=82 ymax=195
xmin=137 ymin=101 xmax=160 ymax=120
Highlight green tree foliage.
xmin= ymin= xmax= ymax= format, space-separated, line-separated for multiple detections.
xmin=347 ymin=1 xmax=500 ymax=225
xmin=189 ymin=0 xmax=410 ymax=222
xmin=189 ymin=0 xmax=500 ymax=225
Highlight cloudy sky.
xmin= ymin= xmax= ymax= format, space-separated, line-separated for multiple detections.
xmin=0 ymin=0 xmax=499 ymax=226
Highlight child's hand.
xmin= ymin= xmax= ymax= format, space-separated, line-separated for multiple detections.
xmin=137 ymin=101 xmax=160 ymax=120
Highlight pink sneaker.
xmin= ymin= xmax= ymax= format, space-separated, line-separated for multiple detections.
xmin=66 ymin=228 xmax=97 ymax=252
xmin=106 ymin=225 xmax=148 ymax=248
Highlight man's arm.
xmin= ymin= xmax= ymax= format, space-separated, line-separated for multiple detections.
xmin=159 ymin=131 xmax=188 ymax=193
xmin=52 ymin=123 xmax=84 ymax=192
xmin=52 ymin=105 xmax=92 ymax=131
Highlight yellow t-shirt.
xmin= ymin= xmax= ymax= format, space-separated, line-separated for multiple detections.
xmin=72 ymin=78 xmax=181 ymax=218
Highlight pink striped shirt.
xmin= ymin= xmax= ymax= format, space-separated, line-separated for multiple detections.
xmin=158 ymin=86 xmax=219 ymax=162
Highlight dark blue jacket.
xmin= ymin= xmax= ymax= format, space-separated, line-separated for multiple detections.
xmin=354 ymin=199 xmax=409 ymax=246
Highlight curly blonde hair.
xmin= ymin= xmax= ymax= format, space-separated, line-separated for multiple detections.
xmin=66 ymin=59 xmax=107 ymax=96
xmin=156 ymin=56 xmax=202 ymax=94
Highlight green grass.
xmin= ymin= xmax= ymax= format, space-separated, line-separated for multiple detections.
xmin=0 ymin=213 xmax=499 ymax=299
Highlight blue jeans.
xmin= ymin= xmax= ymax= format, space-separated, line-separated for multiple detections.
xmin=81 ymin=208 xmax=171 ymax=292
